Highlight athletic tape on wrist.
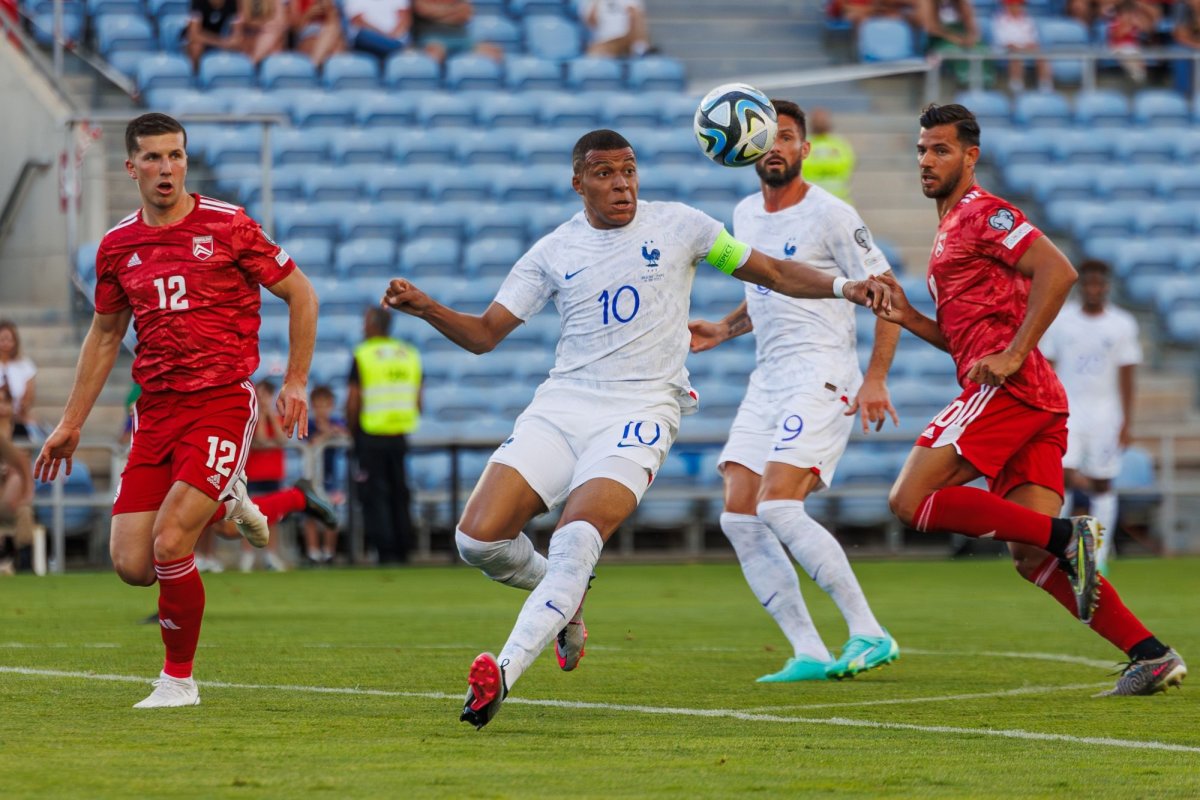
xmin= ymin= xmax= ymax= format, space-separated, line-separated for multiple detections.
xmin=706 ymin=229 xmax=750 ymax=275
xmin=832 ymin=276 xmax=849 ymax=299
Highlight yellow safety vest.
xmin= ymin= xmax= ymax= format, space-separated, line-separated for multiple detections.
xmin=354 ymin=337 xmax=421 ymax=435
xmin=802 ymin=133 xmax=857 ymax=202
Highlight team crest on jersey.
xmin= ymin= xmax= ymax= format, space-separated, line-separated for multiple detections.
xmin=934 ymin=232 xmax=947 ymax=257
xmin=192 ymin=235 xmax=214 ymax=260
xmin=987 ymin=209 xmax=1016 ymax=232
xmin=783 ymin=240 xmax=797 ymax=257
xmin=854 ymin=227 xmax=871 ymax=251
xmin=641 ymin=242 xmax=660 ymax=267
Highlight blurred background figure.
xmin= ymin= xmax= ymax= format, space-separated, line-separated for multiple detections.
xmin=580 ymin=0 xmax=652 ymax=57
xmin=0 ymin=321 xmax=38 ymax=442
xmin=1173 ymin=0 xmax=1200 ymax=93
xmin=241 ymin=378 xmax=289 ymax=572
xmin=920 ymin=0 xmax=989 ymax=86
xmin=289 ymin=0 xmax=346 ymax=68
xmin=1107 ymin=0 xmax=1154 ymax=84
xmin=302 ymin=384 xmax=345 ymax=565
xmin=237 ymin=0 xmax=288 ymax=64
xmin=182 ymin=0 xmax=241 ymax=70
xmin=0 ymin=383 xmax=35 ymax=576
xmin=413 ymin=0 xmax=503 ymax=62
xmin=992 ymin=0 xmax=1053 ymax=93
xmin=801 ymin=108 xmax=857 ymax=202
xmin=1042 ymin=260 xmax=1141 ymax=576
xmin=348 ymin=308 xmax=421 ymax=565
xmin=345 ymin=0 xmax=416 ymax=59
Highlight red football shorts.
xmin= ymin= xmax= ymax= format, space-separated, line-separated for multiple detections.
xmin=113 ymin=380 xmax=259 ymax=515
xmin=916 ymin=384 xmax=1067 ymax=499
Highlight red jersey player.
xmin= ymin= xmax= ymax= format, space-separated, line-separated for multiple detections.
xmin=34 ymin=113 xmax=319 ymax=708
xmin=867 ymin=104 xmax=1185 ymax=696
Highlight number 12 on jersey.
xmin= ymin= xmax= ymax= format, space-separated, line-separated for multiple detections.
xmin=598 ymin=285 xmax=640 ymax=325
xmin=154 ymin=276 xmax=189 ymax=310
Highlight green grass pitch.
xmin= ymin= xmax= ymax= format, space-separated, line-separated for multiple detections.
xmin=1 ymin=557 xmax=1197 ymax=798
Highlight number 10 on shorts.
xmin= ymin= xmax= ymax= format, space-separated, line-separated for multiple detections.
xmin=618 ymin=420 xmax=661 ymax=448
xmin=205 ymin=436 xmax=237 ymax=477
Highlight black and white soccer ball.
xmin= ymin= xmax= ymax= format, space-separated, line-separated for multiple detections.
xmin=694 ymin=83 xmax=778 ymax=168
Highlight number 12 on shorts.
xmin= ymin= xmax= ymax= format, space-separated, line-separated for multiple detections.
xmin=205 ymin=436 xmax=237 ymax=477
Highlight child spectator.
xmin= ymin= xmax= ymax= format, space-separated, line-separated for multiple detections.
xmin=241 ymin=378 xmax=289 ymax=571
xmin=580 ymin=0 xmax=652 ymax=57
xmin=0 ymin=384 xmax=34 ymax=576
xmin=345 ymin=0 xmax=416 ymax=59
xmin=302 ymin=385 xmax=345 ymax=565
xmin=289 ymin=0 xmax=346 ymax=67
xmin=993 ymin=0 xmax=1053 ymax=93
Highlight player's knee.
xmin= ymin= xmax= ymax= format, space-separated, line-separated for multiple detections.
xmin=111 ymin=554 xmax=155 ymax=586
xmin=152 ymin=526 xmax=193 ymax=564
xmin=888 ymin=487 xmax=920 ymax=527
xmin=1010 ymin=549 xmax=1048 ymax=582
xmin=456 ymin=528 xmax=521 ymax=576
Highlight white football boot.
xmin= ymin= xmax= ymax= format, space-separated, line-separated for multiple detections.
xmin=225 ymin=475 xmax=270 ymax=548
xmin=133 ymin=672 xmax=201 ymax=708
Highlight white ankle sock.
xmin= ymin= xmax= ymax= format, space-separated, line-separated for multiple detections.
xmin=1090 ymin=492 xmax=1117 ymax=566
xmin=455 ymin=530 xmax=547 ymax=590
xmin=497 ymin=521 xmax=603 ymax=689
xmin=757 ymin=500 xmax=885 ymax=639
xmin=720 ymin=513 xmax=830 ymax=661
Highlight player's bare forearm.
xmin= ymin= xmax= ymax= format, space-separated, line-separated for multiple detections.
xmin=865 ymin=315 xmax=901 ymax=381
xmin=420 ymin=302 xmax=515 ymax=354
xmin=60 ymin=311 xmax=130 ymax=430
xmin=1119 ymin=363 xmax=1136 ymax=444
xmin=735 ymin=249 xmax=835 ymax=299
xmin=722 ymin=301 xmax=753 ymax=339
xmin=267 ymin=270 xmax=318 ymax=388
xmin=867 ymin=273 xmax=948 ymax=351
xmin=1005 ymin=237 xmax=1077 ymax=363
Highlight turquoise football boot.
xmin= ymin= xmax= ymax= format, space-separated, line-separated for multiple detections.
xmin=756 ymin=655 xmax=832 ymax=683
xmin=826 ymin=631 xmax=900 ymax=679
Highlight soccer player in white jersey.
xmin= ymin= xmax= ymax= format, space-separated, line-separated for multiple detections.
xmin=1041 ymin=260 xmax=1141 ymax=576
xmin=382 ymin=129 xmax=891 ymax=729
xmin=689 ymin=101 xmax=901 ymax=682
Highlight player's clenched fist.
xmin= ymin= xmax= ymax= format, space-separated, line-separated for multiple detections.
xmin=382 ymin=279 xmax=434 ymax=317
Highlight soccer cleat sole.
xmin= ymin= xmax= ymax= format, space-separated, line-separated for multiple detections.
xmin=1067 ymin=517 xmax=1101 ymax=625
xmin=555 ymin=621 xmax=587 ymax=672
xmin=827 ymin=652 xmax=900 ymax=681
xmin=460 ymin=652 xmax=505 ymax=730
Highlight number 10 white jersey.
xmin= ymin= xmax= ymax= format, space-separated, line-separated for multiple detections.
xmin=495 ymin=200 xmax=724 ymax=390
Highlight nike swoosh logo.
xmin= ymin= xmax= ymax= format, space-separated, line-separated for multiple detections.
xmin=545 ymin=600 xmax=566 ymax=619
xmin=761 ymin=591 xmax=778 ymax=608
xmin=772 ymin=446 xmax=795 ymax=452
xmin=564 ymin=267 xmax=589 ymax=280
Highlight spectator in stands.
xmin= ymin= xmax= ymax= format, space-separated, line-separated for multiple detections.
xmin=1172 ymin=0 xmax=1200 ymax=92
xmin=344 ymin=0 xmax=417 ymax=59
xmin=921 ymin=0 xmax=989 ymax=85
xmin=237 ymin=0 xmax=289 ymax=64
xmin=836 ymin=0 xmax=919 ymax=27
xmin=1109 ymin=0 xmax=1152 ymax=84
xmin=0 ymin=320 xmax=37 ymax=441
xmin=1042 ymin=260 xmax=1141 ymax=577
xmin=993 ymin=0 xmax=1053 ymax=93
xmin=412 ymin=0 xmax=503 ymax=62
xmin=347 ymin=307 xmax=421 ymax=565
xmin=241 ymin=378 xmax=289 ymax=572
xmin=183 ymin=0 xmax=241 ymax=70
xmin=0 ymin=383 xmax=34 ymax=576
xmin=301 ymin=384 xmax=345 ymax=565
xmin=288 ymin=0 xmax=346 ymax=68
xmin=801 ymin=108 xmax=857 ymax=202
xmin=580 ymin=0 xmax=652 ymax=58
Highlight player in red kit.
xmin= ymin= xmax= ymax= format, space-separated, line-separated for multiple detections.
xmin=34 ymin=113 xmax=319 ymax=708
xmin=867 ymin=104 xmax=1185 ymax=697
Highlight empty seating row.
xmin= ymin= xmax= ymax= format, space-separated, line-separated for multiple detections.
xmin=959 ymin=89 xmax=1199 ymax=129
xmin=1005 ymin=164 xmax=1200 ymax=204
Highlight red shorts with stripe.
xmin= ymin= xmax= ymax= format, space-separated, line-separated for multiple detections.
xmin=916 ymin=384 xmax=1067 ymax=499
xmin=113 ymin=381 xmax=259 ymax=515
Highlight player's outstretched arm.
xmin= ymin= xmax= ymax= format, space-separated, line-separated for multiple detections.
xmin=866 ymin=273 xmax=949 ymax=352
xmin=34 ymin=309 xmax=132 ymax=482
xmin=382 ymin=278 xmax=522 ymax=354
xmin=966 ymin=237 xmax=1076 ymax=387
xmin=266 ymin=269 xmax=319 ymax=439
xmin=688 ymin=300 xmax=751 ymax=353
xmin=727 ymin=247 xmax=890 ymax=312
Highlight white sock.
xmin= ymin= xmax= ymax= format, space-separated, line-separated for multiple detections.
xmin=757 ymin=500 xmax=886 ymax=639
xmin=497 ymin=521 xmax=603 ymax=689
xmin=455 ymin=529 xmax=547 ymax=590
xmin=720 ymin=513 xmax=831 ymax=661
xmin=1091 ymin=492 xmax=1118 ymax=567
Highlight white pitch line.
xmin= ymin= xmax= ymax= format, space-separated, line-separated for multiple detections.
xmin=741 ymin=682 xmax=1113 ymax=713
xmin=2 ymin=666 xmax=1196 ymax=755
xmin=904 ymin=648 xmax=1117 ymax=670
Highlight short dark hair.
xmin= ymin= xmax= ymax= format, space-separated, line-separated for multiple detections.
xmin=311 ymin=384 xmax=335 ymax=403
xmin=1078 ymin=259 xmax=1112 ymax=278
xmin=770 ymin=99 xmax=806 ymax=139
xmin=919 ymin=103 xmax=980 ymax=148
xmin=572 ymin=129 xmax=633 ymax=174
xmin=365 ymin=306 xmax=391 ymax=336
xmin=125 ymin=113 xmax=187 ymax=156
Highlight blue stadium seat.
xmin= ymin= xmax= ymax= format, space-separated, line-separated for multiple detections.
xmin=94 ymin=13 xmax=155 ymax=55
xmin=491 ymin=164 xmax=564 ymax=202
xmin=454 ymin=129 xmax=519 ymax=164
xmin=857 ymin=18 xmax=915 ymax=61
xmin=1165 ymin=307 xmax=1200 ymax=343
xmin=431 ymin=167 xmax=495 ymax=202
xmin=477 ymin=92 xmax=540 ymax=128
xmin=534 ymin=92 xmax=603 ymax=127
xmin=273 ymin=201 xmax=343 ymax=241
xmin=515 ymin=129 xmax=579 ymax=165
xmin=335 ymin=238 xmax=398 ymax=277
xmin=1012 ymin=91 xmax=1072 ymax=127
xmin=1115 ymin=131 xmax=1176 ymax=164
xmin=321 ymin=52 xmax=379 ymax=90
xmin=146 ymin=0 xmax=188 ymax=16
xmin=203 ymin=126 xmax=262 ymax=165
xmin=1095 ymin=170 xmax=1158 ymax=201
xmin=301 ymin=166 xmax=364 ymax=202
xmin=1036 ymin=19 xmax=1088 ymax=83
xmin=987 ymin=128 xmax=1054 ymax=165
xmin=76 ymin=242 xmax=99 ymax=284
xmin=400 ymin=236 xmax=463 ymax=273
xmin=415 ymin=93 xmax=478 ymax=128
xmin=504 ymin=55 xmax=564 ymax=90
xmin=87 ymin=0 xmax=141 ymax=16
xmin=1073 ymin=90 xmax=1130 ymax=127
xmin=333 ymin=199 xmax=407 ymax=241
xmin=603 ymin=93 xmax=664 ymax=128
xmin=1154 ymin=170 xmax=1200 ymax=200
xmin=637 ymin=131 xmax=700 ymax=166
xmin=387 ymin=127 xmax=451 ymax=164
xmin=1170 ymin=130 xmax=1200 ymax=161
xmin=1051 ymin=128 xmax=1118 ymax=164
xmin=463 ymin=236 xmax=524 ymax=276
xmin=509 ymin=0 xmax=571 ymax=15
xmin=523 ymin=16 xmax=583 ymax=60
xmin=355 ymin=92 xmax=413 ymax=128
xmin=136 ymin=52 xmax=192 ymax=95
xmin=464 ymin=202 xmax=535 ymax=240
xmin=271 ymin=128 xmax=331 ymax=166
xmin=402 ymin=204 xmax=469 ymax=240
xmin=30 ymin=8 xmax=85 ymax=47
xmin=445 ymin=54 xmax=504 ymax=89
xmin=954 ymin=90 xmax=1010 ymax=127
xmin=1029 ymin=165 xmax=1094 ymax=203
xmin=659 ymin=94 xmax=702 ymax=127
xmin=364 ymin=162 xmax=434 ymax=200
xmin=1135 ymin=203 xmax=1195 ymax=237
xmin=281 ymin=237 xmax=334 ymax=274
xmin=470 ymin=14 xmax=522 ymax=47
xmin=157 ymin=12 xmax=190 ymax=51
xmin=526 ymin=201 xmax=576 ymax=239
xmin=1133 ymin=90 xmax=1191 ymax=127
xmin=329 ymin=128 xmax=392 ymax=165
xmin=565 ymin=57 xmax=624 ymax=90
xmin=290 ymin=93 xmax=356 ymax=127
xmin=1060 ymin=201 xmax=1135 ymax=240
xmin=198 ymin=51 xmax=256 ymax=89
xmin=34 ymin=462 xmax=96 ymax=533
xmin=626 ymin=57 xmax=685 ymax=91
xmin=226 ymin=90 xmax=290 ymax=117
xmin=259 ymin=52 xmax=318 ymax=89
xmin=383 ymin=52 xmax=441 ymax=90
xmin=637 ymin=164 xmax=694 ymax=202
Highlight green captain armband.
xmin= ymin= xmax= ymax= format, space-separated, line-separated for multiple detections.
xmin=705 ymin=229 xmax=750 ymax=276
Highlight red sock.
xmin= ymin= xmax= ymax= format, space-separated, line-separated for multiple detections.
xmin=1027 ymin=555 xmax=1152 ymax=653
xmin=914 ymin=486 xmax=1052 ymax=548
xmin=253 ymin=487 xmax=306 ymax=525
xmin=205 ymin=506 xmax=225 ymax=528
xmin=155 ymin=554 xmax=205 ymax=679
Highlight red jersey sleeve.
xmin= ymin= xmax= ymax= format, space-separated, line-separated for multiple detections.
xmin=230 ymin=209 xmax=296 ymax=288
xmin=93 ymin=239 xmax=130 ymax=314
xmin=966 ymin=200 xmax=1043 ymax=269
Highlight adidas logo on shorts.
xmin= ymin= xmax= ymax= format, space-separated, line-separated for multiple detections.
xmin=207 ymin=474 xmax=222 ymax=489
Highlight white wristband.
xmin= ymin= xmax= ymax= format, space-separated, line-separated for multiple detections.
xmin=832 ymin=277 xmax=849 ymax=299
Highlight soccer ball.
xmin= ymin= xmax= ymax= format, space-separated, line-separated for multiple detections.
xmin=694 ymin=83 xmax=778 ymax=168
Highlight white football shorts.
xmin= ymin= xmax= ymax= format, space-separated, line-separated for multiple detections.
xmin=489 ymin=379 xmax=681 ymax=509
xmin=1062 ymin=415 xmax=1122 ymax=480
xmin=717 ymin=378 xmax=859 ymax=488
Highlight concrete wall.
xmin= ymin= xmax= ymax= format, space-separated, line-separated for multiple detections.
xmin=0 ymin=39 xmax=105 ymax=308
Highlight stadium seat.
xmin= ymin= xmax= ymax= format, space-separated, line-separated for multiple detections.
xmin=320 ymin=53 xmax=379 ymax=90
xmin=156 ymin=12 xmax=190 ymax=51
xmin=1051 ymin=128 xmax=1118 ymax=164
xmin=402 ymin=203 xmax=469 ymax=240
xmin=531 ymin=91 xmax=603 ymax=128
xmin=1073 ymin=90 xmax=1131 ymax=127
xmin=300 ymin=166 xmax=364 ymax=202
xmin=626 ymin=57 xmax=686 ymax=91
xmin=225 ymin=90 xmax=290 ymax=117
xmin=1061 ymin=201 xmax=1136 ymax=240
xmin=444 ymin=54 xmax=504 ymax=90
xmin=463 ymin=202 xmax=536 ymax=241
xmin=603 ymin=93 xmax=664 ymax=129
xmin=354 ymin=92 xmax=412 ymax=128
xmin=400 ymin=236 xmax=463 ymax=273
xmin=637 ymin=131 xmax=700 ymax=166
xmin=857 ymin=18 xmax=915 ymax=61
xmin=509 ymin=0 xmax=571 ymax=15
xmin=34 ymin=462 xmax=96 ymax=533
xmin=329 ymin=128 xmax=392 ymax=165
xmin=565 ymin=57 xmax=624 ymax=91
xmin=280 ymin=237 xmax=334 ymax=275
xmin=462 ymin=236 xmax=525 ymax=276
xmin=1036 ymin=19 xmax=1088 ymax=83
xmin=334 ymin=199 xmax=408 ymax=241
xmin=383 ymin=127 xmax=450 ymax=166
xmin=987 ymin=128 xmax=1054 ymax=164
xmin=415 ymin=93 xmax=478 ymax=128
xmin=135 ymin=52 xmax=193 ymax=96
xmin=289 ymin=93 xmax=356 ymax=128
xmin=491 ymin=164 xmax=563 ymax=202
xmin=29 ymin=8 xmax=85 ymax=47
xmin=203 ymin=126 xmax=262 ymax=165
xmin=1029 ymin=166 xmax=1094 ymax=203
xmin=523 ymin=16 xmax=584 ymax=60
xmin=1134 ymin=203 xmax=1195 ymax=237
xmin=453 ymin=129 xmax=518 ymax=165
xmin=335 ymin=238 xmax=398 ymax=278
xmin=954 ymin=90 xmax=1010 ymax=127
xmin=1155 ymin=170 xmax=1200 ymax=200
xmin=515 ymin=129 xmax=579 ymax=165
xmin=470 ymin=14 xmax=522 ymax=47
xmin=526 ymin=201 xmax=577 ymax=239
xmin=431 ymin=167 xmax=495 ymax=201
xmin=364 ymin=162 xmax=433 ymax=200
xmin=274 ymin=201 xmax=342 ymax=241
xmin=383 ymin=52 xmax=441 ymax=90
xmin=271 ymin=128 xmax=330 ymax=166
xmin=144 ymin=0 xmax=189 ymax=16
xmin=1133 ymin=90 xmax=1191 ymax=127
xmin=87 ymin=0 xmax=140 ymax=14
xmin=259 ymin=52 xmax=317 ymax=89
xmin=476 ymin=92 xmax=541 ymax=129
xmin=1165 ymin=307 xmax=1200 ymax=343
xmin=1012 ymin=91 xmax=1072 ymax=127
xmin=94 ymin=14 xmax=155 ymax=55
xmin=1095 ymin=170 xmax=1158 ymax=201
xmin=504 ymin=55 xmax=564 ymax=90
xmin=659 ymin=94 xmax=702 ymax=127
xmin=198 ymin=51 xmax=256 ymax=90
xmin=1115 ymin=131 xmax=1176 ymax=164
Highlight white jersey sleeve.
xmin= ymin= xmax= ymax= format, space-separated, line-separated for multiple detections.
xmin=1114 ymin=310 xmax=1143 ymax=366
xmin=494 ymin=239 xmax=554 ymax=321
xmin=822 ymin=204 xmax=891 ymax=280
